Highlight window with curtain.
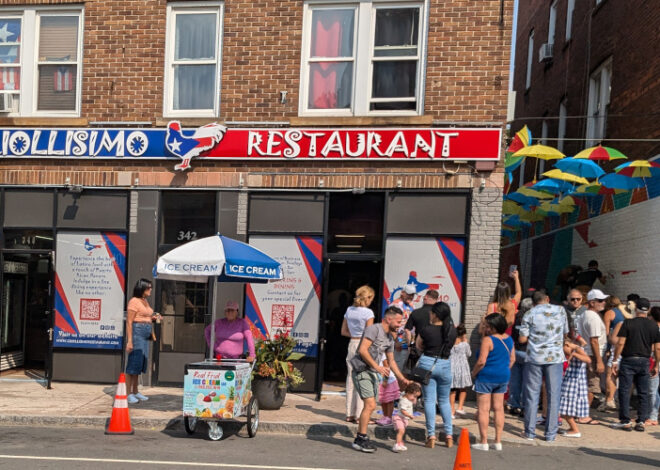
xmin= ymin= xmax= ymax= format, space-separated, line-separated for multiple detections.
xmin=586 ymin=59 xmax=612 ymax=146
xmin=165 ymin=3 xmax=222 ymax=116
xmin=0 ymin=8 xmax=81 ymax=116
xmin=301 ymin=1 xmax=425 ymax=116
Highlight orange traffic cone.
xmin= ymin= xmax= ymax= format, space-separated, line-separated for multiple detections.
xmin=105 ymin=373 xmax=134 ymax=435
xmin=453 ymin=428 xmax=472 ymax=470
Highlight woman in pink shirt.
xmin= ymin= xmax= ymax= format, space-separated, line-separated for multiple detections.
xmin=205 ymin=300 xmax=255 ymax=361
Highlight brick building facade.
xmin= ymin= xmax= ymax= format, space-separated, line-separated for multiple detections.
xmin=505 ymin=0 xmax=660 ymax=306
xmin=0 ymin=0 xmax=512 ymax=390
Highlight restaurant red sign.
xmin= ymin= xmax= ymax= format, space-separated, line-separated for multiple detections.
xmin=193 ymin=127 xmax=502 ymax=163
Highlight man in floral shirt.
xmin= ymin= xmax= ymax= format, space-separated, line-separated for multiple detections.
xmin=519 ymin=289 xmax=569 ymax=442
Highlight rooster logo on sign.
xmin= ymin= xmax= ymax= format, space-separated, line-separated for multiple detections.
xmin=165 ymin=121 xmax=227 ymax=171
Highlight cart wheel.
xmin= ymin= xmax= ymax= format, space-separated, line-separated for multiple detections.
xmin=184 ymin=416 xmax=198 ymax=435
xmin=207 ymin=421 xmax=223 ymax=441
xmin=247 ymin=396 xmax=259 ymax=437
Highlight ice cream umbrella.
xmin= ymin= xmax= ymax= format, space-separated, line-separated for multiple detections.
xmin=541 ymin=169 xmax=590 ymax=185
xmin=555 ymin=157 xmax=606 ymax=179
xmin=599 ymin=173 xmax=645 ymax=190
xmin=613 ymin=160 xmax=660 ymax=178
xmin=574 ymin=145 xmax=627 ymax=161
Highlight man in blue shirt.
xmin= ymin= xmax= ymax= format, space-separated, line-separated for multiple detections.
xmin=518 ymin=289 xmax=569 ymax=442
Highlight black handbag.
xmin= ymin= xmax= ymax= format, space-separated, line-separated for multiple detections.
xmin=409 ymin=357 xmax=438 ymax=385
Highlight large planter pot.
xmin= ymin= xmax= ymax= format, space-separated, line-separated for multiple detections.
xmin=252 ymin=377 xmax=287 ymax=410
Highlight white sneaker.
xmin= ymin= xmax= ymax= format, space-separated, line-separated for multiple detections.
xmin=491 ymin=442 xmax=502 ymax=451
xmin=392 ymin=443 xmax=407 ymax=452
xmin=455 ymin=409 xmax=467 ymax=416
xmin=135 ymin=392 xmax=149 ymax=401
xmin=127 ymin=394 xmax=139 ymax=404
xmin=471 ymin=443 xmax=489 ymax=451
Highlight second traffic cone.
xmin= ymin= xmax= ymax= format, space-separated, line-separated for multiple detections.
xmin=453 ymin=428 xmax=472 ymax=470
xmin=105 ymin=373 xmax=134 ymax=435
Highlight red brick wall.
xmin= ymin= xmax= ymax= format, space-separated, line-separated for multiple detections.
xmin=512 ymin=0 xmax=660 ymax=186
xmin=0 ymin=0 xmax=512 ymax=188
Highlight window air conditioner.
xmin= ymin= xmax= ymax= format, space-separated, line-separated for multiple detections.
xmin=539 ymin=43 xmax=554 ymax=62
xmin=0 ymin=94 xmax=13 ymax=113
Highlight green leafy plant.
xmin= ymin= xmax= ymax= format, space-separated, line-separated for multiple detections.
xmin=253 ymin=330 xmax=305 ymax=388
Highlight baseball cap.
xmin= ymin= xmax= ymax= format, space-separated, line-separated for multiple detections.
xmin=403 ymin=284 xmax=416 ymax=295
xmin=586 ymin=289 xmax=608 ymax=301
xmin=636 ymin=298 xmax=650 ymax=312
xmin=225 ymin=300 xmax=239 ymax=310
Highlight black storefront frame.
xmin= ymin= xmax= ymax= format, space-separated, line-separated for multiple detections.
xmin=0 ymin=187 xmax=131 ymax=385
xmin=245 ymin=188 xmax=472 ymax=397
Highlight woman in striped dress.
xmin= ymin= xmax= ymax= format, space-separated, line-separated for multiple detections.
xmin=559 ymin=333 xmax=591 ymax=438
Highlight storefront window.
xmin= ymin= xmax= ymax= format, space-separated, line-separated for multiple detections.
xmin=327 ymin=193 xmax=384 ymax=253
xmin=3 ymin=229 xmax=53 ymax=250
xmin=160 ymin=191 xmax=216 ymax=245
xmin=158 ymin=280 xmax=208 ymax=354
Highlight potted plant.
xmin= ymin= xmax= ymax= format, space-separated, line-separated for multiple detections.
xmin=252 ymin=330 xmax=304 ymax=410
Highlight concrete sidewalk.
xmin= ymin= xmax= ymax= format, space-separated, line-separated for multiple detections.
xmin=0 ymin=376 xmax=658 ymax=450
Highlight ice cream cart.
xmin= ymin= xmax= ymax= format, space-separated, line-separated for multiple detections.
xmin=153 ymin=234 xmax=282 ymax=441
xmin=183 ymin=359 xmax=258 ymax=440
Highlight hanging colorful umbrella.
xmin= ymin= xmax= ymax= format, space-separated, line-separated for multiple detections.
xmin=540 ymin=201 xmax=576 ymax=214
xmin=613 ymin=160 xmax=660 ymax=178
xmin=517 ymin=186 xmax=555 ymax=199
xmin=519 ymin=210 xmax=546 ymax=222
xmin=569 ymin=183 xmax=628 ymax=197
xmin=531 ymin=178 xmax=574 ymax=193
xmin=502 ymin=200 xmax=525 ymax=216
xmin=502 ymin=215 xmax=532 ymax=227
xmin=512 ymin=144 xmax=566 ymax=160
xmin=541 ymin=169 xmax=590 ymax=185
xmin=574 ymin=145 xmax=627 ymax=161
xmin=555 ymin=157 xmax=606 ymax=179
xmin=599 ymin=173 xmax=645 ymax=190
xmin=505 ymin=192 xmax=539 ymax=207
xmin=504 ymin=126 xmax=532 ymax=192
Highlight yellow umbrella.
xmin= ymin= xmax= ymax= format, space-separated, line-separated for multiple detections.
xmin=512 ymin=144 xmax=566 ymax=160
xmin=557 ymin=195 xmax=577 ymax=207
xmin=542 ymin=169 xmax=589 ymax=185
xmin=517 ymin=187 xmax=555 ymax=199
xmin=502 ymin=200 xmax=524 ymax=216
xmin=540 ymin=201 xmax=575 ymax=214
xmin=519 ymin=210 xmax=546 ymax=222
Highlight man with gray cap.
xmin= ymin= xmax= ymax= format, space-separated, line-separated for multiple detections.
xmin=576 ymin=289 xmax=608 ymax=414
xmin=611 ymin=298 xmax=660 ymax=431
xmin=390 ymin=284 xmax=416 ymax=372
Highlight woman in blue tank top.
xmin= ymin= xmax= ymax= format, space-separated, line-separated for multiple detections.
xmin=471 ymin=313 xmax=515 ymax=451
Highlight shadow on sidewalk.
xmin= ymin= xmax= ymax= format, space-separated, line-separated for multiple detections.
xmin=579 ymin=448 xmax=660 ymax=467
xmin=295 ymin=404 xmax=345 ymax=423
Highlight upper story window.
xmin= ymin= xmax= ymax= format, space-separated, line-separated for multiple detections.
xmin=586 ymin=59 xmax=612 ymax=146
xmin=548 ymin=0 xmax=557 ymax=47
xmin=299 ymin=1 xmax=426 ymax=116
xmin=565 ymin=0 xmax=575 ymax=41
xmin=164 ymin=2 xmax=223 ymax=117
xmin=0 ymin=8 xmax=82 ymax=117
xmin=558 ymin=99 xmax=567 ymax=152
xmin=525 ymin=30 xmax=534 ymax=90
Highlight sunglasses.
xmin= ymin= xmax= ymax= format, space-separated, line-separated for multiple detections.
xmin=569 ymin=298 xmax=582 ymax=301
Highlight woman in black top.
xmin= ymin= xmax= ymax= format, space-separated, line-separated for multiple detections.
xmin=415 ymin=302 xmax=457 ymax=448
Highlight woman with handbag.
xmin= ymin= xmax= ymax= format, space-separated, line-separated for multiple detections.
xmin=471 ymin=313 xmax=515 ymax=451
xmin=415 ymin=301 xmax=457 ymax=448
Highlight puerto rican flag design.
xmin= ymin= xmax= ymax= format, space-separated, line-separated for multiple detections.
xmin=53 ymin=66 xmax=73 ymax=92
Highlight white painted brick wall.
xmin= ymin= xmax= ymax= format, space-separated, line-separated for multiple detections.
xmin=465 ymin=188 xmax=502 ymax=346
xmin=572 ymin=197 xmax=660 ymax=303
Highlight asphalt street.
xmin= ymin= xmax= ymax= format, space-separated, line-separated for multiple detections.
xmin=0 ymin=425 xmax=658 ymax=470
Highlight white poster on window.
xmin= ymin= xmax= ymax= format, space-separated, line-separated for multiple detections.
xmin=245 ymin=236 xmax=322 ymax=358
xmin=54 ymin=231 xmax=126 ymax=349
xmin=383 ymin=236 xmax=465 ymax=325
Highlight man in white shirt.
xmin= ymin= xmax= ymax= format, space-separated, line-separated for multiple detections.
xmin=576 ymin=289 xmax=608 ymax=418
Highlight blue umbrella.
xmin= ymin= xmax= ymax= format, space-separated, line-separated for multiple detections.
xmin=531 ymin=178 xmax=574 ymax=193
xmin=502 ymin=215 xmax=531 ymax=227
xmin=599 ymin=173 xmax=645 ymax=190
xmin=555 ymin=157 xmax=605 ymax=179
xmin=505 ymin=193 xmax=539 ymax=207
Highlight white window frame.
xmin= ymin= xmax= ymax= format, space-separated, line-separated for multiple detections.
xmin=586 ymin=58 xmax=612 ymax=146
xmin=565 ymin=0 xmax=575 ymax=41
xmin=525 ymin=30 xmax=534 ymax=90
xmin=558 ymin=99 xmax=567 ymax=152
xmin=548 ymin=0 xmax=557 ymax=47
xmin=0 ymin=6 xmax=83 ymax=117
xmin=163 ymin=1 xmax=224 ymax=118
xmin=299 ymin=0 xmax=427 ymax=117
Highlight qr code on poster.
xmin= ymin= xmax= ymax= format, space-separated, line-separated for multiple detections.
xmin=80 ymin=298 xmax=101 ymax=321
xmin=271 ymin=304 xmax=294 ymax=328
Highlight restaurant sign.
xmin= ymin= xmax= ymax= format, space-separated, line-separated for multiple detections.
xmin=0 ymin=123 xmax=502 ymax=170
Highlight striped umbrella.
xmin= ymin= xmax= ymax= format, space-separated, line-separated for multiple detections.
xmin=574 ymin=145 xmax=627 ymax=161
xmin=613 ymin=160 xmax=660 ymax=178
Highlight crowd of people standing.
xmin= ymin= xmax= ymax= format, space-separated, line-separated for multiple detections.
xmin=342 ymin=264 xmax=660 ymax=453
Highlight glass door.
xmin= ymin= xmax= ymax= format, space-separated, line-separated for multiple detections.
xmin=1 ymin=264 xmax=28 ymax=371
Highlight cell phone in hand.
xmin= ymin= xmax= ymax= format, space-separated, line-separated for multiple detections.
xmin=509 ymin=264 xmax=518 ymax=274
